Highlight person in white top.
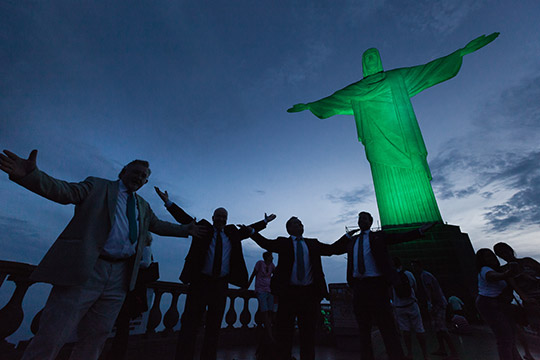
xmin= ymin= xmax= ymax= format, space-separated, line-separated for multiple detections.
xmin=475 ymin=248 xmax=533 ymax=360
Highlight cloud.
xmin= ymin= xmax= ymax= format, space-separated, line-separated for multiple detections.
xmin=431 ymin=73 xmax=540 ymax=231
xmin=261 ymin=42 xmax=332 ymax=88
xmin=392 ymin=0 xmax=485 ymax=33
xmin=0 ymin=216 xmax=50 ymax=263
xmin=482 ymin=151 xmax=540 ymax=231
xmin=326 ymin=186 xmax=374 ymax=222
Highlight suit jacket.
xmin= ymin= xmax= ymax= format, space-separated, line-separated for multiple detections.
xmin=12 ymin=168 xmax=191 ymax=290
xmin=250 ymin=233 xmax=333 ymax=300
xmin=331 ymin=229 xmax=423 ymax=286
xmin=166 ymin=203 xmax=267 ymax=288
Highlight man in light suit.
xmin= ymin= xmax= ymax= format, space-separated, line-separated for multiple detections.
xmin=246 ymin=216 xmax=335 ymax=360
xmin=155 ymin=187 xmax=275 ymax=360
xmin=330 ymin=212 xmax=433 ymax=360
xmin=0 ymin=149 xmax=203 ymax=360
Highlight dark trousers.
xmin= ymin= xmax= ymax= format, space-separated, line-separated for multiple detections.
xmin=476 ymin=295 xmax=521 ymax=360
xmin=276 ymin=285 xmax=319 ymax=360
xmin=352 ymin=277 xmax=404 ymax=360
xmin=175 ymin=276 xmax=228 ymax=360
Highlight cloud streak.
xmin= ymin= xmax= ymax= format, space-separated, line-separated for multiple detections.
xmin=326 ymin=186 xmax=374 ymax=223
xmin=431 ymin=73 xmax=540 ymax=231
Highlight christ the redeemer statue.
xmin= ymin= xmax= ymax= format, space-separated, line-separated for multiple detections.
xmin=288 ymin=33 xmax=499 ymax=227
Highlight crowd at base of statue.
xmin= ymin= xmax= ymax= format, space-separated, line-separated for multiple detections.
xmin=1 ymin=148 xmax=539 ymax=360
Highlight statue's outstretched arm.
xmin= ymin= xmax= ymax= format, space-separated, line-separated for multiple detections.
xmin=288 ymin=81 xmax=366 ymax=119
xmin=460 ymin=32 xmax=499 ymax=56
xmin=287 ymin=103 xmax=309 ymax=113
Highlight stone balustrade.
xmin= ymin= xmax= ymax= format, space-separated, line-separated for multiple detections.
xmin=0 ymin=260 xmax=263 ymax=346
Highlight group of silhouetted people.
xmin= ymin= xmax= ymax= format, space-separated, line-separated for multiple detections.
xmin=2 ymin=148 xmax=539 ymax=360
xmin=475 ymin=243 xmax=540 ymax=360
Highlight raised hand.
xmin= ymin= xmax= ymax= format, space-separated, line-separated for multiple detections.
xmin=287 ymin=103 xmax=309 ymax=113
xmin=265 ymin=213 xmax=277 ymax=223
xmin=346 ymin=228 xmax=360 ymax=237
xmin=187 ymin=220 xmax=208 ymax=238
xmin=0 ymin=149 xmax=38 ymax=179
xmin=238 ymin=224 xmax=254 ymax=234
xmin=461 ymin=32 xmax=499 ymax=56
xmin=154 ymin=186 xmax=169 ymax=204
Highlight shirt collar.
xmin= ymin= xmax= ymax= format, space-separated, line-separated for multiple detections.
xmin=291 ymin=235 xmax=303 ymax=241
xmin=118 ymin=180 xmax=130 ymax=194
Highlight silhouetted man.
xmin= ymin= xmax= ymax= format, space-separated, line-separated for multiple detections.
xmin=246 ymin=216 xmax=334 ymax=360
xmin=155 ymin=187 xmax=275 ymax=360
xmin=330 ymin=212 xmax=432 ymax=360
xmin=0 ymin=149 xmax=202 ymax=360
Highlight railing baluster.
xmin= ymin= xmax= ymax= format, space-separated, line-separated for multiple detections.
xmin=239 ymin=295 xmax=251 ymax=328
xmin=146 ymin=288 xmax=163 ymax=334
xmin=224 ymin=295 xmax=237 ymax=329
xmin=30 ymin=308 xmax=44 ymax=335
xmin=163 ymin=291 xmax=180 ymax=333
xmin=0 ymin=272 xmax=7 ymax=289
xmin=0 ymin=279 xmax=32 ymax=340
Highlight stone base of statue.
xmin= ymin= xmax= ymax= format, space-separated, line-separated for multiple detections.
xmin=328 ymin=224 xmax=476 ymax=350
xmin=387 ymin=223 xmax=477 ymax=318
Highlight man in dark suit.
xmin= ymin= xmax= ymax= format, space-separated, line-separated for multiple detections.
xmin=0 ymin=149 xmax=202 ymax=360
xmin=155 ymin=187 xmax=275 ymax=360
xmin=246 ymin=216 xmax=334 ymax=360
xmin=330 ymin=211 xmax=433 ymax=360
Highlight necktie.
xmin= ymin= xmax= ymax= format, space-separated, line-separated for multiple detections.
xmin=296 ymin=238 xmax=305 ymax=282
xmin=357 ymin=231 xmax=366 ymax=274
xmin=212 ymin=231 xmax=223 ymax=277
xmin=127 ymin=193 xmax=138 ymax=244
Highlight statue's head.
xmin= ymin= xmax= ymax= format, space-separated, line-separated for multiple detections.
xmin=362 ymin=48 xmax=383 ymax=77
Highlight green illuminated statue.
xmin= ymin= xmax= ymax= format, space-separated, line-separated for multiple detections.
xmin=289 ymin=33 xmax=499 ymax=227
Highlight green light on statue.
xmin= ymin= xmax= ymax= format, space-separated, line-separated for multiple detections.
xmin=289 ymin=33 xmax=499 ymax=227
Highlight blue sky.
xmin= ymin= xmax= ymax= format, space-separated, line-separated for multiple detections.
xmin=1 ymin=0 xmax=540 ymax=341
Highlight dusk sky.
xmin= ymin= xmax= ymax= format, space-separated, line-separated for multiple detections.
xmin=1 ymin=0 xmax=539 ymax=342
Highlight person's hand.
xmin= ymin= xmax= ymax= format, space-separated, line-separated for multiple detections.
xmin=0 ymin=149 xmax=38 ymax=179
xmin=265 ymin=213 xmax=277 ymax=223
xmin=287 ymin=103 xmax=309 ymax=113
xmin=461 ymin=32 xmax=499 ymax=56
xmin=187 ymin=219 xmax=208 ymax=238
xmin=346 ymin=228 xmax=360 ymax=237
xmin=154 ymin=187 xmax=169 ymax=204
xmin=239 ymin=224 xmax=254 ymax=234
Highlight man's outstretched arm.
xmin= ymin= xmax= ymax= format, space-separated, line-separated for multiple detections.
xmin=0 ymin=149 xmax=93 ymax=204
xmin=155 ymin=186 xmax=195 ymax=225
xmin=238 ymin=213 xmax=277 ymax=240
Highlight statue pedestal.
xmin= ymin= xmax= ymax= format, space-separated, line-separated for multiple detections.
xmin=387 ymin=223 xmax=477 ymax=315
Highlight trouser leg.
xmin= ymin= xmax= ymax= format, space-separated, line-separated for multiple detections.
xmin=297 ymin=296 xmax=317 ymax=360
xmin=68 ymin=259 xmax=128 ymax=360
xmin=23 ymin=258 xmax=127 ymax=360
xmin=200 ymin=278 xmax=228 ymax=360
xmin=353 ymin=281 xmax=374 ymax=360
xmin=374 ymin=297 xmax=404 ymax=360
xmin=276 ymin=295 xmax=296 ymax=360
xmin=22 ymin=285 xmax=89 ymax=360
xmin=106 ymin=303 xmax=130 ymax=360
xmin=175 ymin=282 xmax=207 ymax=360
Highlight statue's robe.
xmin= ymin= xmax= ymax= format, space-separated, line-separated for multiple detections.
xmin=305 ymin=50 xmax=464 ymax=226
